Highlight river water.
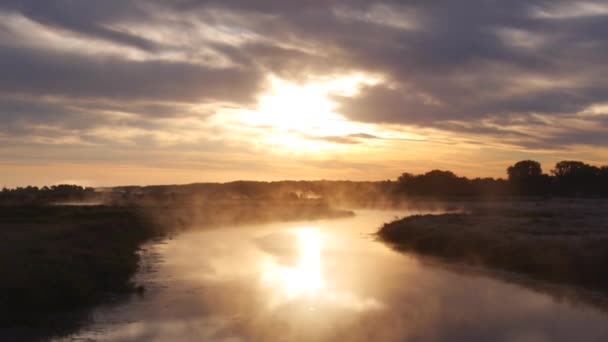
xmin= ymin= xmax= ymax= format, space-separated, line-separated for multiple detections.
xmin=68 ymin=210 xmax=608 ymax=341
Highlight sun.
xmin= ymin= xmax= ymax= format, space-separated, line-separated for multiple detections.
xmin=253 ymin=78 xmax=348 ymax=135
xmin=236 ymin=74 xmax=380 ymax=153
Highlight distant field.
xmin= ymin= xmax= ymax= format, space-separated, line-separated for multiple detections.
xmin=377 ymin=200 xmax=608 ymax=294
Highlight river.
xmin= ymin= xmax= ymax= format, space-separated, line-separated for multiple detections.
xmin=68 ymin=210 xmax=608 ymax=341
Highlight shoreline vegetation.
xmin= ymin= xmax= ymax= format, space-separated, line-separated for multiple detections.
xmin=0 ymin=201 xmax=352 ymax=339
xmin=377 ymin=200 xmax=608 ymax=295
xmin=0 ymin=205 xmax=160 ymax=337
xmin=2 ymin=160 xmax=608 ymax=210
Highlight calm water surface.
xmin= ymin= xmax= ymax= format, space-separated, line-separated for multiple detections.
xmin=69 ymin=210 xmax=608 ymax=341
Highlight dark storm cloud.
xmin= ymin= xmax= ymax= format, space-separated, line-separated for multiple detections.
xmin=1 ymin=0 xmax=608 ymax=149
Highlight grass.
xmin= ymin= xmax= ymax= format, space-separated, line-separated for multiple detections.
xmin=377 ymin=201 xmax=608 ymax=294
xmin=0 ymin=206 xmax=161 ymax=331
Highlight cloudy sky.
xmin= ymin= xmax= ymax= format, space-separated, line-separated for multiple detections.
xmin=1 ymin=1 xmax=608 ymax=186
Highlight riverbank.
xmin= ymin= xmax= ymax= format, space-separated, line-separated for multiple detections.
xmin=0 ymin=201 xmax=352 ymax=339
xmin=0 ymin=205 xmax=160 ymax=338
xmin=377 ymin=200 xmax=608 ymax=294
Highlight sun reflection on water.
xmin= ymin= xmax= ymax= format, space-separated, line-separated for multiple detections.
xmin=261 ymin=227 xmax=323 ymax=303
xmin=259 ymin=225 xmax=384 ymax=312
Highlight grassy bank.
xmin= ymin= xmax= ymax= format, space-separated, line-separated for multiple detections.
xmin=0 ymin=206 xmax=161 ymax=331
xmin=377 ymin=201 xmax=608 ymax=293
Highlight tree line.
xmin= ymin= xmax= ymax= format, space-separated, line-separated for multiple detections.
xmin=395 ymin=160 xmax=608 ymax=197
xmin=0 ymin=185 xmax=96 ymax=205
xmin=2 ymin=160 xmax=608 ymax=205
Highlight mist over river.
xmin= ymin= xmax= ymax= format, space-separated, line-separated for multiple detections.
xmin=69 ymin=210 xmax=608 ymax=341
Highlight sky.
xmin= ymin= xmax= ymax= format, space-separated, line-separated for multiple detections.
xmin=1 ymin=0 xmax=608 ymax=187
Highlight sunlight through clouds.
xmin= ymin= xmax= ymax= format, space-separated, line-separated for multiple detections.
xmin=233 ymin=74 xmax=382 ymax=153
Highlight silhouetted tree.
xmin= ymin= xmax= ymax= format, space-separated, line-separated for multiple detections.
xmin=552 ymin=161 xmax=598 ymax=178
xmin=471 ymin=177 xmax=510 ymax=197
xmin=507 ymin=160 xmax=542 ymax=181
xmin=599 ymin=166 xmax=608 ymax=196
xmin=396 ymin=172 xmax=415 ymax=186
xmin=507 ymin=160 xmax=548 ymax=195
xmin=396 ymin=170 xmax=472 ymax=196
xmin=552 ymin=161 xmax=600 ymax=196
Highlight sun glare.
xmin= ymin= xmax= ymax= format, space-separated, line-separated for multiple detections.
xmin=237 ymin=74 xmax=380 ymax=153
xmin=294 ymin=227 xmax=323 ymax=291
xmin=261 ymin=227 xmax=323 ymax=303
xmin=254 ymin=78 xmax=345 ymax=134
